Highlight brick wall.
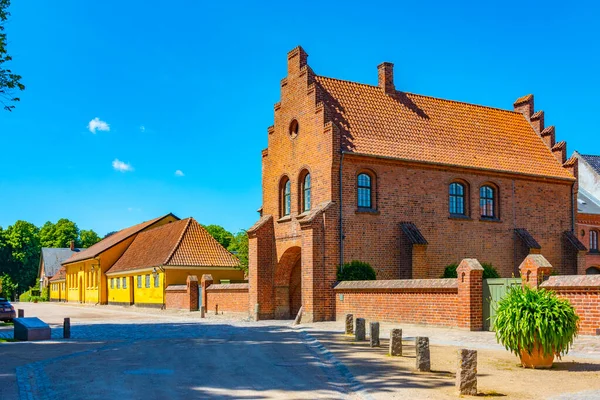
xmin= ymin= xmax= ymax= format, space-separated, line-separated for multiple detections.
xmin=334 ymin=259 xmax=484 ymax=330
xmin=541 ymin=276 xmax=600 ymax=335
xmin=335 ymin=279 xmax=459 ymax=326
xmin=206 ymin=283 xmax=249 ymax=314
xmin=165 ymin=275 xmax=198 ymax=311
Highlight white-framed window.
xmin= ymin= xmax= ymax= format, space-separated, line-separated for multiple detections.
xmin=137 ymin=275 xmax=142 ymax=288
xmin=154 ymin=274 xmax=160 ymax=288
xmin=123 ymin=277 xmax=127 ymax=289
xmin=145 ymin=274 xmax=150 ymax=288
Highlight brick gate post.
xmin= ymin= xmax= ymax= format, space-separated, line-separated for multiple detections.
xmin=519 ymin=254 xmax=553 ymax=289
xmin=201 ymin=274 xmax=213 ymax=311
xmin=457 ymin=259 xmax=484 ymax=331
xmin=187 ymin=275 xmax=199 ymax=311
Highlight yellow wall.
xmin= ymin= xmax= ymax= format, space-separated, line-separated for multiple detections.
xmin=49 ymin=281 xmax=65 ymax=301
xmin=107 ymin=271 xmax=164 ymax=305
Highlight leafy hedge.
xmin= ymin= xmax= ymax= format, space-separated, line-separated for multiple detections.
xmin=441 ymin=262 xmax=500 ymax=279
xmin=337 ymin=260 xmax=376 ymax=281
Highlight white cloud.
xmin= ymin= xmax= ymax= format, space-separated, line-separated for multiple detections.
xmin=88 ymin=117 xmax=110 ymax=134
xmin=175 ymin=170 xmax=185 ymax=177
xmin=112 ymin=159 xmax=133 ymax=172
xmin=140 ymin=125 xmax=146 ymax=133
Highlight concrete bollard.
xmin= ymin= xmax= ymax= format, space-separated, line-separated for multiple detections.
xmin=63 ymin=318 xmax=70 ymax=339
xmin=416 ymin=337 xmax=431 ymax=372
xmin=17 ymin=309 xmax=24 ymax=318
xmin=215 ymin=304 xmax=218 ymax=315
xmin=355 ymin=318 xmax=366 ymax=341
xmin=345 ymin=314 xmax=354 ymax=334
xmin=389 ymin=328 xmax=403 ymax=356
xmin=456 ymin=349 xmax=477 ymax=395
xmin=370 ymin=322 xmax=380 ymax=347
xmin=200 ymin=306 xmax=205 ymax=318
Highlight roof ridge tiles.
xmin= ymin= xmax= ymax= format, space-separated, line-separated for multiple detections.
xmin=316 ymin=75 xmax=522 ymax=115
xmin=163 ymin=218 xmax=193 ymax=265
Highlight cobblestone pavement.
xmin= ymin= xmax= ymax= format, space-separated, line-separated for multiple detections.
xmin=1 ymin=303 xmax=364 ymax=400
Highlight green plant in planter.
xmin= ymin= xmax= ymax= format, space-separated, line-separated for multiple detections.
xmin=493 ymin=285 xmax=579 ymax=359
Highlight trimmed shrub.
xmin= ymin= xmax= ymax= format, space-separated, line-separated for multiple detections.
xmin=41 ymin=287 xmax=49 ymax=302
xmin=337 ymin=260 xmax=376 ymax=281
xmin=19 ymin=290 xmax=31 ymax=302
xmin=441 ymin=262 xmax=500 ymax=279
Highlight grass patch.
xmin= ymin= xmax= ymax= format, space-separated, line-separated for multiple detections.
xmin=0 ymin=321 xmax=14 ymax=327
xmin=0 ymin=338 xmax=17 ymax=343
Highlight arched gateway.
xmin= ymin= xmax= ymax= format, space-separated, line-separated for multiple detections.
xmin=274 ymin=246 xmax=302 ymax=319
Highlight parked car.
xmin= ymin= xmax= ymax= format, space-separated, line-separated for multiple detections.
xmin=0 ymin=298 xmax=16 ymax=322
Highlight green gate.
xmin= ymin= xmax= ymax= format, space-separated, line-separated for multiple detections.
xmin=483 ymin=278 xmax=521 ymax=331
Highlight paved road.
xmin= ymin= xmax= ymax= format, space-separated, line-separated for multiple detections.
xmin=1 ymin=303 xmax=363 ymax=400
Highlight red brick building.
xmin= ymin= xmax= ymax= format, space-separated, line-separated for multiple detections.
xmin=248 ymin=46 xmax=583 ymax=322
xmin=574 ymin=152 xmax=600 ymax=274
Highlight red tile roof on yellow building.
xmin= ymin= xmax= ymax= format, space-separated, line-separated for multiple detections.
xmin=62 ymin=213 xmax=178 ymax=265
xmin=49 ymin=266 xmax=66 ymax=282
xmin=315 ymin=76 xmax=574 ymax=181
xmin=106 ymin=218 xmax=240 ymax=274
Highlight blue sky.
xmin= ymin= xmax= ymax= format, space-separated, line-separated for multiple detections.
xmin=0 ymin=1 xmax=598 ymax=236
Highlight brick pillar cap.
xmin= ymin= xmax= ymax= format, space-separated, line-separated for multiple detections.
xmin=457 ymin=258 xmax=484 ymax=272
xmin=201 ymin=274 xmax=213 ymax=283
xmin=187 ymin=275 xmax=198 ymax=283
xmin=518 ymin=254 xmax=553 ymax=272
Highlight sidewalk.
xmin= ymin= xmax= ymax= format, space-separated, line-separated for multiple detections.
xmin=302 ymin=319 xmax=600 ymax=360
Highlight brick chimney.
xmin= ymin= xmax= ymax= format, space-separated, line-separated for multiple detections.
xmin=70 ymin=240 xmax=75 ymax=251
xmin=378 ymin=62 xmax=395 ymax=95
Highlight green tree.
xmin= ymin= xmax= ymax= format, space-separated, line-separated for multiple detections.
xmin=203 ymin=224 xmax=233 ymax=249
xmin=0 ymin=273 xmax=17 ymax=299
xmin=228 ymin=231 xmax=248 ymax=273
xmin=0 ymin=0 xmax=24 ymax=111
xmin=103 ymin=231 xmax=117 ymax=239
xmin=3 ymin=221 xmax=40 ymax=290
xmin=39 ymin=219 xmax=79 ymax=248
xmin=79 ymin=229 xmax=101 ymax=248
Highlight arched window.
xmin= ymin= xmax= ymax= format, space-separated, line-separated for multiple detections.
xmin=280 ymin=177 xmax=291 ymax=217
xmin=479 ymin=185 xmax=496 ymax=218
xmin=590 ymin=230 xmax=599 ymax=252
xmin=302 ymin=173 xmax=311 ymax=212
xmin=449 ymin=182 xmax=466 ymax=215
xmin=357 ymin=173 xmax=372 ymax=208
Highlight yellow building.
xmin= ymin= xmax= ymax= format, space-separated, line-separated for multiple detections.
xmin=105 ymin=218 xmax=243 ymax=307
xmin=49 ymin=266 xmax=66 ymax=301
xmin=58 ymin=213 xmax=179 ymax=304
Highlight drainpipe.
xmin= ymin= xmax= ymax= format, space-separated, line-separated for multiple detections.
xmin=160 ymin=266 xmax=166 ymax=310
xmin=339 ymin=151 xmax=345 ymax=270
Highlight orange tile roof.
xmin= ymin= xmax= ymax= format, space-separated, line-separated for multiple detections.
xmin=315 ymin=77 xmax=573 ymax=180
xmin=106 ymin=218 xmax=239 ymax=274
xmin=49 ymin=266 xmax=66 ymax=281
xmin=62 ymin=213 xmax=178 ymax=265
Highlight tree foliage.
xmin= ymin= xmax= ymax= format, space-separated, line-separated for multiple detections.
xmin=0 ymin=273 xmax=17 ymax=299
xmin=79 ymin=229 xmax=101 ymax=248
xmin=0 ymin=219 xmax=101 ymax=293
xmin=203 ymin=224 xmax=249 ymax=274
xmin=228 ymin=231 xmax=248 ymax=273
xmin=203 ymin=224 xmax=233 ymax=249
xmin=0 ymin=0 xmax=24 ymax=111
